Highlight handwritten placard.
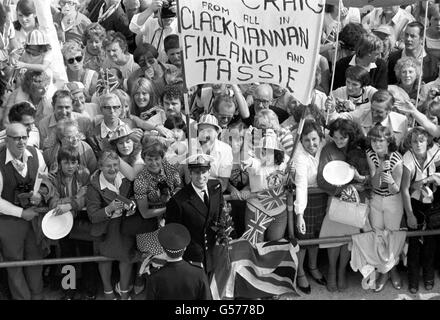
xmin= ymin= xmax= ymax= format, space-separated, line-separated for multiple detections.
xmin=178 ymin=0 xmax=325 ymax=104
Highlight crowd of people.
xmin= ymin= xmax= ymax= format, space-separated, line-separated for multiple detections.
xmin=2 ymin=0 xmax=440 ymax=300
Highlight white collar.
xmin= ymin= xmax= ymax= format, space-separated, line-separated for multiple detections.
xmin=99 ymin=171 xmax=124 ymax=193
xmin=5 ymin=148 xmax=32 ymax=165
xmin=349 ymin=55 xmax=377 ymax=71
xmin=191 ymin=182 xmax=208 ymax=195
xmin=100 ymin=119 xmax=123 ymax=138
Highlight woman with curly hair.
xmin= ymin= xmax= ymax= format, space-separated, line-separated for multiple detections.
xmin=82 ymin=22 xmax=106 ymax=72
xmin=317 ymin=118 xmax=369 ymax=292
xmin=388 ymin=56 xmax=426 ymax=107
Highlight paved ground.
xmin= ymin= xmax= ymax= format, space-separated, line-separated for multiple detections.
xmin=35 ymin=266 xmax=440 ymax=300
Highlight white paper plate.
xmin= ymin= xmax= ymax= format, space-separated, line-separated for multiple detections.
xmin=323 ymin=160 xmax=355 ymax=186
xmin=42 ymin=209 xmax=73 ymax=240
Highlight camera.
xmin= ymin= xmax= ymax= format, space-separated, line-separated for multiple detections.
xmin=160 ymin=0 xmax=176 ymax=19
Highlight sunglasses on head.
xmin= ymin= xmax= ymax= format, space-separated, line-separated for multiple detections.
xmin=67 ymin=55 xmax=83 ymax=64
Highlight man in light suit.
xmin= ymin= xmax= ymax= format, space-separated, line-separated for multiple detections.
xmin=165 ymin=154 xmax=224 ymax=275
xmin=327 ymin=89 xmax=408 ymax=146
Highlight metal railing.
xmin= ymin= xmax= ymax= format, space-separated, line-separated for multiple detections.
xmin=1 ymin=229 xmax=440 ymax=268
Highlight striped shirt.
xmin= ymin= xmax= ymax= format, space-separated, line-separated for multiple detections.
xmin=366 ymin=148 xmax=402 ymax=196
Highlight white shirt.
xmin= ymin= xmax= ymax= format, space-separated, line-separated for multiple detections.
xmin=293 ymin=141 xmax=325 ymax=215
xmin=189 ymin=139 xmax=233 ymax=179
xmin=362 ymin=8 xmax=415 ymax=47
xmin=0 ymin=148 xmax=47 ymax=218
xmin=191 ymin=182 xmax=209 ymax=203
xmin=129 ymin=14 xmax=178 ymax=64
xmin=100 ymin=119 xmax=126 ymax=139
xmin=349 ymin=55 xmax=377 ymax=72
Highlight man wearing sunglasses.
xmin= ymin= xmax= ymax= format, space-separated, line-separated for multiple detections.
xmin=0 ymin=102 xmax=40 ymax=149
xmin=0 ymin=123 xmax=48 ymax=299
xmin=87 ymin=92 xmax=137 ymax=155
xmin=38 ymin=90 xmax=92 ymax=150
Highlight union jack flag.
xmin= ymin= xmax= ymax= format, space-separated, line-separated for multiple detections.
xmin=241 ymin=209 xmax=274 ymax=245
xmin=257 ymin=185 xmax=286 ymax=211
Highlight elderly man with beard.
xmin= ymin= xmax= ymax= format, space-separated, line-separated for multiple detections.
xmin=37 ymin=90 xmax=92 ymax=150
xmin=327 ymin=89 xmax=408 ymax=146
xmin=3 ymin=70 xmax=56 ymax=128
xmin=0 ymin=123 xmax=47 ymax=300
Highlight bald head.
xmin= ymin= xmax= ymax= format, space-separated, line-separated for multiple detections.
xmin=6 ymin=122 xmax=27 ymax=136
xmin=254 ymin=84 xmax=273 ymax=113
xmin=6 ymin=123 xmax=28 ymax=158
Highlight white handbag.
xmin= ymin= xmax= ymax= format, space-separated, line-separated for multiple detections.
xmin=328 ymin=187 xmax=368 ymax=228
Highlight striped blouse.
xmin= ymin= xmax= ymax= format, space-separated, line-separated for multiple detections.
xmin=366 ymin=148 xmax=402 ymax=196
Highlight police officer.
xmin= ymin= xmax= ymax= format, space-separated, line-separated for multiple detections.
xmin=165 ymin=154 xmax=224 ymax=275
xmin=145 ymin=223 xmax=211 ymax=300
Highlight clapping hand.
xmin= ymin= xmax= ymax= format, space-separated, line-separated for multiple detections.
xmin=394 ymin=100 xmax=416 ymax=115
xmin=241 ymin=159 xmax=253 ymax=171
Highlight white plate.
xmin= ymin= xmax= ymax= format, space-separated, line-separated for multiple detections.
xmin=42 ymin=209 xmax=73 ymax=240
xmin=323 ymin=160 xmax=355 ymax=186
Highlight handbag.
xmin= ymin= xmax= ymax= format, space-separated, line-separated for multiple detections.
xmin=121 ymin=212 xmax=158 ymax=236
xmin=328 ymin=186 xmax=368 ymax=228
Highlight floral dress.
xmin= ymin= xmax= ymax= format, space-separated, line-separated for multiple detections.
xmin=134 ymin=160 xmax=181 ymax=256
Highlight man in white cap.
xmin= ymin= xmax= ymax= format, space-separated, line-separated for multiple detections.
xmin=0 ymin=123 xmax=47 ymax=300
xmin=145 ymin=223 xmax=211 ymax=300
xmin=165 ymin=154 xmax=225 ymax=275
xmin=64 ymin=81 xmax=100 ymax=119
xmin=190 ymin=114 xmax=232 ymax=192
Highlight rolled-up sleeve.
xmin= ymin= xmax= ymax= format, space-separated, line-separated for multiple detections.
xmin=0 ymin=171 xmax=23 ymax=218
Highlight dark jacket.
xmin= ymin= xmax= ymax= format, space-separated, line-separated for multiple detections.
xmin=146 ymin=260 xmax=212 ymax=300
xmin=165 ymin=180 xmax=224 ymax=274
xmin=333 ymin=55 xmax=388 ymax=90
xmin=387 ymin=49 xmax=439 ymax=85
xmin=86 ymin=172 xmax=133 ymax=237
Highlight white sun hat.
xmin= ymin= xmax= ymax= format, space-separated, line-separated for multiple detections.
xmin=42 ymin=209 xmax=74 ymax=240
xmin=323 ymin=160 xmax=355 ymax=186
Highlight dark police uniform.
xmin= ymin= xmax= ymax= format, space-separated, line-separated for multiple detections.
xmin=145 ymin=223 xmax=212 ymax=300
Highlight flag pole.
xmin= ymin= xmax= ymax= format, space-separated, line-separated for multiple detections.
xmin=326 ymin=0 xmax=342 ymax=126
xmin=413 ymin=0 xmax=429 ymax=127
xmin=175 ymin=0 xmax=193 ymax=160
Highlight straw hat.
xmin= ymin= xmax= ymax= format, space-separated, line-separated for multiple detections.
xmin=26 ymin=29 xmax=49 ymax=46
xmin=108 ymin=125 xmax=133 ymax=142
xmin=42 ymin=209 xmax=74 ymax=240
xmin=197 ymin=114 xmax=221 ymax=132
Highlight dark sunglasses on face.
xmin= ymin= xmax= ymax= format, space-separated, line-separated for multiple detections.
xmin=67 ymin=55 xmax=83 ymax=64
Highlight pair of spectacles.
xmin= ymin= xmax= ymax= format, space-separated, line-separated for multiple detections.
xmin=67 ymin=55 xmax=83 ymax=64
xmin=254 ymin=98 xmax=271 ymax=106
xmin=102 ymin=105 xmax=121 ymax=111
xmin=7 ymin=135 xmax=28 ymax=142
xmin=60 ymin=1 xmax=76 ymax=7
xmin=64 ymin=135 xmax=80 ymax=142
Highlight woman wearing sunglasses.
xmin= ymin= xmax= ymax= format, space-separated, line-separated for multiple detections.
xmin=62 ymin=41 xmax=98 ymax=102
